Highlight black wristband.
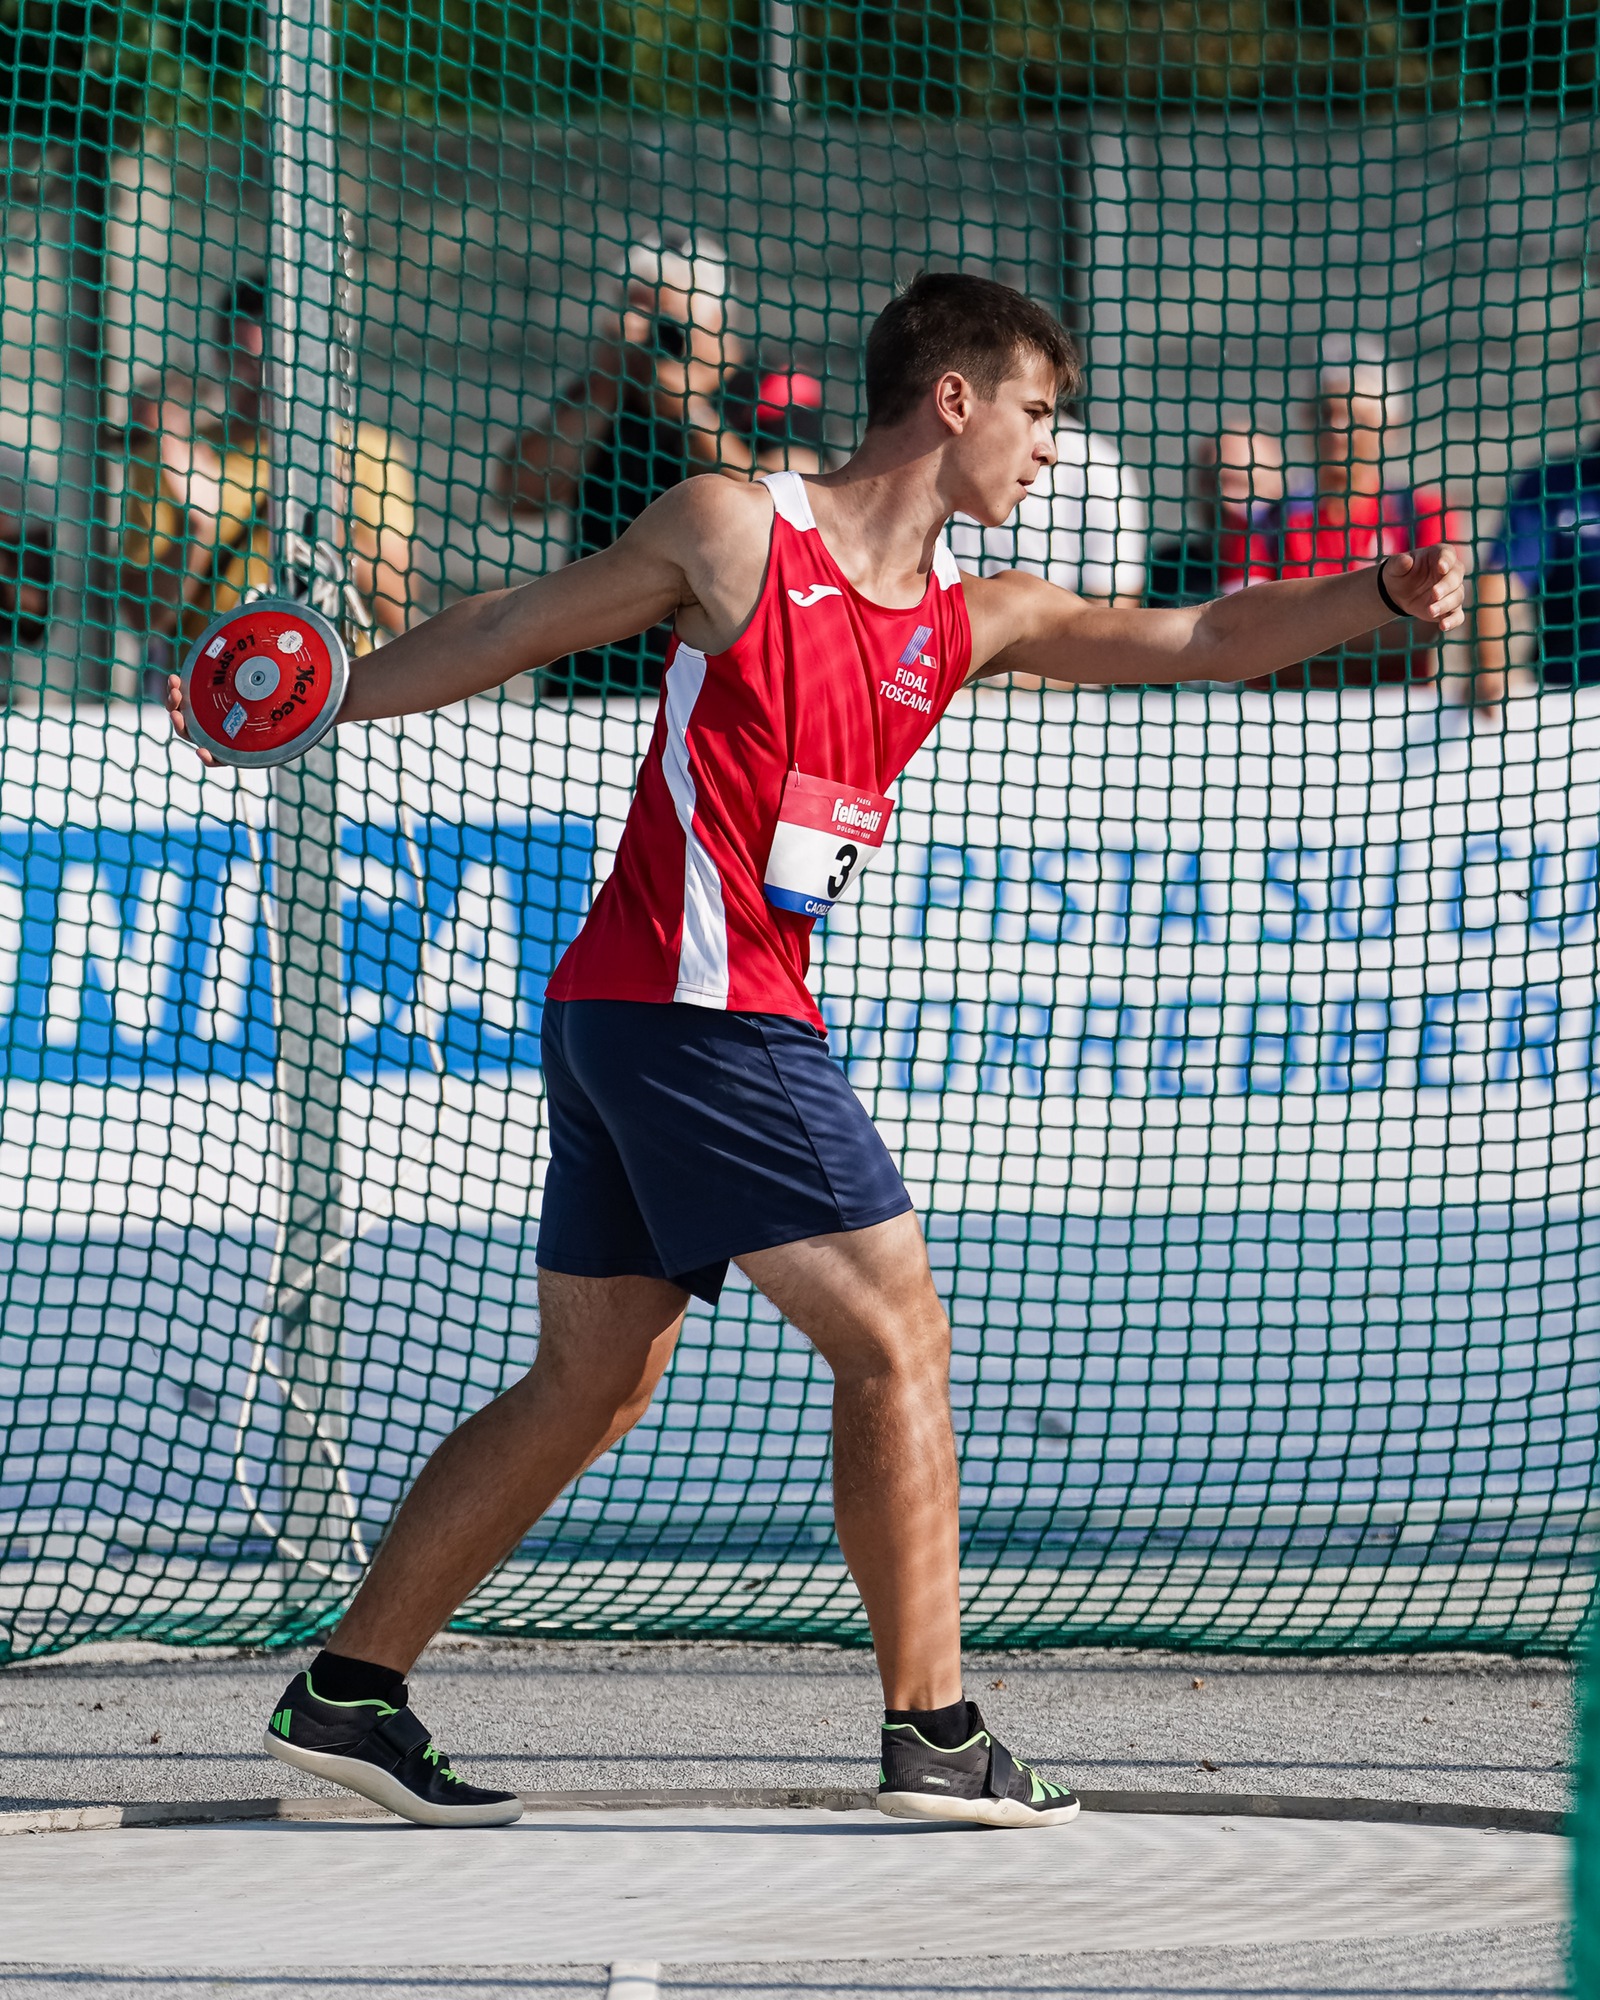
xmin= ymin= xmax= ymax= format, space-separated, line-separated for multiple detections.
xmin=1374 ymin=558 xmax=1408 ymax=620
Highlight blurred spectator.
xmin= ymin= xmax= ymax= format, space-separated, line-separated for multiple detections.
xmin=1261 ymin=338 xmax=1470 ymax=689
xmin=722 ymin=366 xmax=826 ymax=475
xmin=1475 ymin=444 xmax=1600 ymax=700
xmin=119 ymin=273 xmax=415 ymax=688
xmin=0 ymin=449 xmax=52 ymax=655
xmin=1147 ymin=427 xmax=1284 ymax=605
xmin=499 ymin=230 xmax=752 ymax=696
xmin=948 ymin=415 xmax=1147 ymax=605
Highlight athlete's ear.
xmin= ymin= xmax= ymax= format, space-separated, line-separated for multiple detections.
xmin=931 ymin=370 xmax=975 ymax=436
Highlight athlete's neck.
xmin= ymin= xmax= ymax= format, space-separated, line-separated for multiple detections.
xmin=801 ymin=434 xmax=964 ymax=610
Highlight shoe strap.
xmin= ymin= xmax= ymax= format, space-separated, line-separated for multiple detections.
xmin=983 ymin=1734 xmax=1021 ymax=1803
xmin=370 ymin=1705 xmax=431 ymax=1769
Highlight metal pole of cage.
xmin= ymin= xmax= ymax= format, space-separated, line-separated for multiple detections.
xmin=261 ymin=0 xmax=359 ymax=1599
xmin=764 ymin=1 xmax=797 ymax=127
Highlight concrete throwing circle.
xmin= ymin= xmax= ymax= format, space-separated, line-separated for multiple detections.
xmin=0 ymin=1808 xmax=1566 ymax=1969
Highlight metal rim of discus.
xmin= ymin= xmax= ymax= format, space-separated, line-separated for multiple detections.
xmin=179 ymin=596 xmax=351 ymax=769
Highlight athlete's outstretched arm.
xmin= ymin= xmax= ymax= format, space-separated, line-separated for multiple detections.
xmin=966 ymin=546 xmax=1467 ymax=688
xmin=167 ymin=475 xmax=771 ymax=758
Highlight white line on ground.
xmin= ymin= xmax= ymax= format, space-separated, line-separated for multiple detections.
xmin=0 ymin=1813 xmax=1565 ymax=1968
xmin=606 ymin=1962 xmax=661 ymax=2000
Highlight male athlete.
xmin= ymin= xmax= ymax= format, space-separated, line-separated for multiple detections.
xmin=172 ymin=273 xmax=1465 ymax=1831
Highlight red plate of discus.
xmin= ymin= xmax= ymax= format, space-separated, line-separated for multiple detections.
xmin=180 ymin=598 xmax=350 ymax=768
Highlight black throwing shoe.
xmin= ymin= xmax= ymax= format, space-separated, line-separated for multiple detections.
xmin=264 ymin=1671 xmax=523 ymax=1827
xmin=877 ymin=1703 xmax=1080 ymax=1828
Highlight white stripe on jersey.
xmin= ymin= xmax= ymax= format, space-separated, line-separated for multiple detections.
xmin=764 ymin=468 xmax=816 ymax=531
xmin=660 ymin=644 xmax=730 ymax=1007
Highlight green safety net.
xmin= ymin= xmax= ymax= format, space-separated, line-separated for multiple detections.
xmin=3 ymin=4 xmax=1600 ymax=1665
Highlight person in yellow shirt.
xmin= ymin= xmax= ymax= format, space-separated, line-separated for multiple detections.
xmin=119 ymin=275 xmax=414 ymax=684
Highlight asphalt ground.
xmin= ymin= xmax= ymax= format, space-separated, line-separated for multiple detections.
xmin=0 ymin=1635 xmax=1572 ymax=1814
xmin=0 ymin=1637 xmax=1575 ymax=1998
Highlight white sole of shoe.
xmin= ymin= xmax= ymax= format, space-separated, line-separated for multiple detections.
xmin=877 ymin=1790 xmax=1081 ymax=1829
xmin=263 ymin=1731 xmax=525 ymax=1827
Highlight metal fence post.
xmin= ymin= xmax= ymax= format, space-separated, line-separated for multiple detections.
xmin=764 ymin=1 xmax=797 ymax=126
xmin=263 ymin=0 xmax=357 ymax=1596
xmin=40 ymin=134 xmax=115 ymax=704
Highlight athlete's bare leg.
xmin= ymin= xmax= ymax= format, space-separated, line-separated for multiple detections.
xmin=328 ymin=1216 xmax=960 ymax=1708
xmin=328 ymin=1272 xmax=687 ymax=1673
xmin=738 ymin=1212 xmax=962 ymax=1713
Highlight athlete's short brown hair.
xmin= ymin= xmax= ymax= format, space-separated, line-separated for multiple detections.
xmin=863 ymin=272 xmax=1080 ymax=430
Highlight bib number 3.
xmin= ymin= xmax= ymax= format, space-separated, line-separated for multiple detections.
xmin=827 ymin=844 xmax=859 ymax=898
xmin=764 ymin=772 xmax=893 ymax=920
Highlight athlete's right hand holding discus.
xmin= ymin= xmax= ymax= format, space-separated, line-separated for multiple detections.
xmin=197 ymin=274 xmax=1460 ymax=1837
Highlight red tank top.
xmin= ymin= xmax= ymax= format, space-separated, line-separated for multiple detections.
xmin=546 ymin=471 xmax=974 ymax=1027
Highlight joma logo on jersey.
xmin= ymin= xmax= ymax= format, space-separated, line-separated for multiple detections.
xmin=788 ymin=584 xmax=843 ymax=608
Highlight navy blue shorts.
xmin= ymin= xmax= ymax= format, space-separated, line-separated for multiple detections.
xmin=536 ymin=999 xmax=912 ymax=1305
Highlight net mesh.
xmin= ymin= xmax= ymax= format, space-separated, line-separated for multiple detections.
xmin=3 ymin=4 xmax=1600 ymax=1664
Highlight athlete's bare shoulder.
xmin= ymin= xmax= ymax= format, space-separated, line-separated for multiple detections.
xmin=629 ymin=473 xmax=777 ymax=655
xmin=959 ymin=567 xmax=1095 ymax=681
xmin=627 ymin=471 xmax=774 ymax=556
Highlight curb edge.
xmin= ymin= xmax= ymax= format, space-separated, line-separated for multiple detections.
xmin=0 ymin=1786 xmax=1566 ymax=1838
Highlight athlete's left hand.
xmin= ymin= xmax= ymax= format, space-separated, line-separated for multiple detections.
xmin=1379 ymin=546 xmax=1469 ymax=632
xmin=165 ymin=671 xmax=218 ymax=767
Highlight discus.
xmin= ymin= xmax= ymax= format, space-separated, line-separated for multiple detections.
xmin=179 ymin=598 xmax=350 ymax=769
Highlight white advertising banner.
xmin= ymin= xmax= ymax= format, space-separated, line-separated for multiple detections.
xmin=2 ymin=684 xmax=1597 ymax=1228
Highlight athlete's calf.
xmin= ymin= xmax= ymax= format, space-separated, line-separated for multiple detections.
xmin=328 ymin=1271 xmax=688 ymax=1673
xmin=739 ymin=1212 xmax=963 ymax=1713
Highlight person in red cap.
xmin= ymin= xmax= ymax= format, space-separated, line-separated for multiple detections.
xmin=1261 ymin=339 xmax=1471 ymax=689
xmin=722 ymin=367 xmax=828 ymax=475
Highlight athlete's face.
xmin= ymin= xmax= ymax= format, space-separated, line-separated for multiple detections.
xmin=947 ymin=355 xmax=1061 ymax=527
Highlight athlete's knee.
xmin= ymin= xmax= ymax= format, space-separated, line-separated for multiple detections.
xmin=517 ymin=1274 xmax=685 ymax=1432
xmin=834 ymin=1293 xmax=951 ymax=1386
xmin=892 ymin=1298 xmax=951 ymax=1377
xmin=522 ymin=1330 xmax=664 ymax=1428
xmin=601 ymin=1372 xmax=661 ymax=1437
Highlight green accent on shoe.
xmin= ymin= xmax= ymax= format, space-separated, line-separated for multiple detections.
xmin=421 ymin=1743 xmax=464 ymax=1784
xmin=1029 ymin=1767 xmax=1046 ymax=1803
xmin=304 ymin=1674 xmax=399 ymax=1715
xmin=881 ymin=1721 xmax=990 ymax=1754
xmin=418 ymin=1744 xmax=456 ymax=1792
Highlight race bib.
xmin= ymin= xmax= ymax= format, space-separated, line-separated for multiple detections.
xmin=764 ymin=771 xmax=894 ymax=919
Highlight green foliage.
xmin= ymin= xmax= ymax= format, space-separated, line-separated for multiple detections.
xmin=335 ymin=0 xmax=762 ymax=122
xmin=981 ymin=0 xmax=1439 ymax=117
xmin=4 ymin=0 xmax=1600 ymax=134
xmin=807 ymin=0 xmax=1438 ymax=118
xmin=0 ymin=0 xmax=256 ymax=143
xmin=335 ymin=0 xmax=1449 ymax=121
xmin=1457 ymin=0 xmax=1600 ymax=112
